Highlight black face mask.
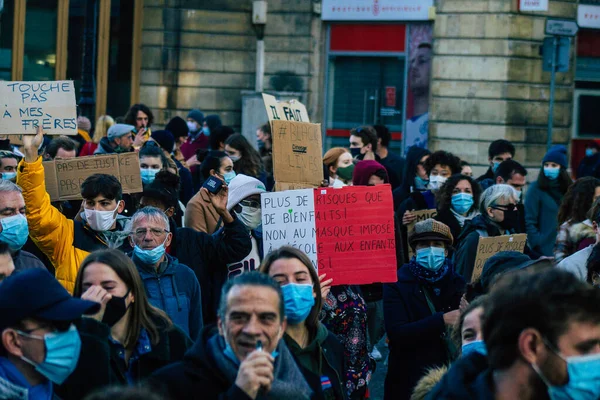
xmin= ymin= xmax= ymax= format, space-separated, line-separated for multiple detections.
xmin=498 ymin=208 xmax=519 ymax=231
xmin=102 ymin=290 xmax=131 ymax=327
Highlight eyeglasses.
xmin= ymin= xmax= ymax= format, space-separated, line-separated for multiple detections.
xmin=240 ymin=199 xmax=261 ymax=209
xmin=491 ymin=204 xmax=518 ymax=212
xmin=132 ymin=228 xmax=169 ymax=238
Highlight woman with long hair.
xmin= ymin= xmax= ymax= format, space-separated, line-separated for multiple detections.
xmin=55 ymin=250 xmax=192 ymax=400
xmin=525 ymin=145 xmax=571 ymax=256
xmin=79 ymin=115 xmax=115 ymax=156
xmin=260 ymin=246 xmax=346 ymax=400
xmin=554 ymin=176 xmax=600 ymax=262
xmin=224 ymin=134 xmax=265 ymax=183
xmin=323 ymin=147 xmax=354 ymax=187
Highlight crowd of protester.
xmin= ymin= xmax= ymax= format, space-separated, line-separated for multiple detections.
xmin=1 ymin=102 xmax=600 ymax=400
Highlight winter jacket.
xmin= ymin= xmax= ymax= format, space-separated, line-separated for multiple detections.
xmin=284 ymin=323 xmax=348 ymax=400
xmin=393 ymin=147 xmax=431 ymax=210
xmin=174 ymin=158 xmax=194 ymax=205
xmin=578 ymin=152 xmax=600 ymax=178
xmin=425 ymin=353 xmax=494 ymax=400
xmin=148 ymin=326 xmax=327 ymax=400
xmin=133 ymin=253 xmax=203 ymax=340
xmin=79 ymin=141 xmax=99 ymax=157
xmin=524 ymin=181 xmax=563 ymax=256
xmin=184 ymin=188 xmax=221 ymax=234
xmin=383 ymin=264 xmax=465 ymax=400
xmin=411 ymin=365 xmax=448 ymax=400
xmin=380 ymin=151 xmax=405 ymax=190
xmin=554 ymin=219 xmax=595 ymax=262
xmin=557 ymin=244 xmax=594 ymax=281
xmin=167 ymin=217 xmax=253 ymax=326
xmin=56 ymin=317 xmax=191 ymax=400
xmin=17 ymin=156 xmax=132 ymax=293
xmin=94 ymin=137 xmax=117 ymax=154
xmin=12 ymin=250 xmax=45 ymax=273
xmin=453 ymin=215 xmax=500 ymax=282
xmin=475 ymin=167 xmax=494 ymax=183
xmin=0 ymin=357 xmax=55 ymax=400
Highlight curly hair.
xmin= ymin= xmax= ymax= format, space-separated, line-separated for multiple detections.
xmin=124 ymin=104 xmax=154 ymax=127
xmin=424 ymin=150 xmax=462 ymax=176
xmin=436 ymin=174 xmax=482 ymax=213
xmin=557 ymin=176 xmax=600 ymax=225
xmin=225 ymin=134 xmax=264 ymax=178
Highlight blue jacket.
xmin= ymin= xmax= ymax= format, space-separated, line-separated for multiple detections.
xmin=383 ymin=263 xmax=465 ymax=400
xmin=524 ymin=181 xmax=562 ymax=256
xmin=426 ymin=353 xmax=493 ymax=399
xmin=0 ymin=357 xmax=54 ymax=400
xmin=133 ymin=253 xmax=202 ymax=341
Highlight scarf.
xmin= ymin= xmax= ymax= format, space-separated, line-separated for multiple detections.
xmin=208 ymin=335 xmax=313 ymax=400
xmin=408 ymin=257 xmax=450 ymax=285
xmin=451 ymin=209 xmax=479 ymax=228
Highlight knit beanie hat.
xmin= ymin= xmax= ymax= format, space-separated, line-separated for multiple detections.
xmin=226 ymin=174 xmax=266 ymax=211
xmin=77 ymin=116 xmax=91 ymax=132
xmin=165 ymin=116 xmax=189 ymax=140
xmin=542 ymin=145 xmax=568 ymax=168
xmin=151 ymin=130 xmax=175 ymax=152
xmin=187 ymin=109 xmax=205 ymax=125
xmin=352 ymin=160 xmax=389 ymax=186
xmin=107 ymin=124 xmax=135 ymax=139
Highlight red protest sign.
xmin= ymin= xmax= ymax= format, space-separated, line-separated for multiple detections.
xmin=314 ymin=185 xmax=397 ymax=285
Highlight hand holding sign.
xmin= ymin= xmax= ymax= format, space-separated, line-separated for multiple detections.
xmin=22 ymin=125 xmax=45 ymax=163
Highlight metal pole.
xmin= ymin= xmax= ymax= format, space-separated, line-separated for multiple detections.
xmin=79 ymin=0 xmax=97 ymax=120
xmin=547 ymin=36 xmax=557 ymax=152
xmin=255 ymin=39 xmax=265 ymax=92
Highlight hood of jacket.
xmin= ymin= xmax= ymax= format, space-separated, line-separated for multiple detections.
xmin=94 ymin=137 xmax=116 ymax=154
xmin=412 ymin=365 xmax=448 ymax=400
xmin=426 ymin=353 xmax=494 ymax=399
xmin=400 ymin=147 xmax=431 ymax=192
xmin=568 ymin=219 xmax=595 ymax=244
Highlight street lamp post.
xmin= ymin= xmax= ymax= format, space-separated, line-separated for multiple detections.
xmin=79 ymin=0 xmax=97 ymax=119
xmin=252 ymin=1 xmax=267 ymax=93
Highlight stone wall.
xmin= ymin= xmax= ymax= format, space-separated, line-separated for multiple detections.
xmin=429 ymin=0 xmax=577 ymax=173
xmin=139 ymin=0 xmax=324 ymax=129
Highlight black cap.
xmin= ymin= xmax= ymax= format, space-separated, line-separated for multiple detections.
xmin=0 ymin=269 xmax=100 ymax=331
xmin=480 ymin=251 xmax=538 ymax=290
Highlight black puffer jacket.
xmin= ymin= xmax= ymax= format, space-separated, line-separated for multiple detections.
xmin=426 ymin=353 xmax=494 ymax=400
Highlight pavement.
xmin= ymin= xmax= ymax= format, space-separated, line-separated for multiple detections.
xmin=368 ymin=339 xmax=389 ymax=400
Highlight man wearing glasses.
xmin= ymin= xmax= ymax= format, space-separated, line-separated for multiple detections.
xmin=128 ymin=206 xmax=202 ymax=340
xmin=0 ymin=269 xmax=99 ymax=399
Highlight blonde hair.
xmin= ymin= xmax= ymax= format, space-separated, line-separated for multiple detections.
xmin=93 ymin=115 xmax=115 ymax=144
xmin=323 ymin=147 xmax=350 ymax=169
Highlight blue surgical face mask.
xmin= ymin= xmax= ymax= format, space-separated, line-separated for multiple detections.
xmin=18 ymin=324 xmax=81 ymax=385
xmin=202 ymin=126 xmax=210 ymax=136
xmin=492 ymin=161 xmax=501 ymax=174
xmin=462 ymin=340 xmax=487 ymax=358
xmin=451 ymin=192 xmax=474 ymax=215
xmin=544 ymin=167 xmax=560 ymax=180
xmin=1 ymin=172 xmax=16 ymax=181
xmin=133 ymin=237 xmax=167 ymax=265
xmin=281 ymin=283 xmax=315 ymax=324
xmin=223 ymin=171 xmax=236 ymax=185
xmin=140 ymin=168 xmax=160 ymax=185
xmin=414 ymin=176 xmax=429 ymax=190
xmin=532 ymin=344 xmax=600 ymax=400
xmin=586 ymin=149 xmax=595 ymax=157
xmin=416 ymin=246 xmax=446 ymax=271
xmin=0 ymin=214 xmax=29 ymax=251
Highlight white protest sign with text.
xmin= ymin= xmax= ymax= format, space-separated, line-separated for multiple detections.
xmin=0 ymin=81 xmax=77 ymax=135
xmin=262 ymin=93 xmax=310 ymax=123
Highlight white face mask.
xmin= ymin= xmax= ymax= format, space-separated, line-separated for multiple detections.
xmin=84 ymin=203 xmax=120 ymax=232
xmin=428 ymin=175 xmax=447 ymax=191
xmin=237 ymin=204 xmax=262 ymax=230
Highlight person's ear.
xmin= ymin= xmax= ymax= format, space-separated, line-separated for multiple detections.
xmin=279 ymin=318 xmax=287 ymax=341
xmin=128 ymin=235 xmax=135 ymax=248
xmin=2 ymin=329 xmax=24 ymax=358
xmin=377 ymin=138 xmax=382 ymax=146
xmin=518 ymin=328 xmax=546 ymax=365
xmin=210 ymin=169 xmax=217 ymax=177
xmin=496 ymin=177 xmax=504 ymax=185
xmin=117 ymin=200 xmax=126 ymax=214
xmin=217 ymin=317 xmax=224 ymax=336
xmin=365 ymin=143 xmax=372 ymax=152
xmin=165 ymin=207 xmax=175 ymax=218
xmin=164 ymin=232 xmax=173 ymax=248
xmin=487 ymin=207 xmax=494 ymax=219
xmin=329 ymin=165 xmax=336 ymax=177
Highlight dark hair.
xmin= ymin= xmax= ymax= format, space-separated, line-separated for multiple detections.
xmin=45 ymin=136 xmax=78 ymax=159
xmin=83 ymin=386 xmax=167 ymax=400
xmin=210 ymin=126 xmax=235 ymax=151
xmin=587 ymin=142 xmax=600 ymax=151
xmin=372 ymin=168 xmax=389 ymax=184
xmin=424 ymin=150 xmax=461 ymax=176
xmin=0 ymin=151 xmax=20 ymax=163
xmin=558 ymin=177 xmax=600 ymax=225
xmin=452 ymin=295 xmax=488 ymax=352
xmin=0 ymin=242 xmax=9 ymax=256
xmin=488 ymin=139 xmax=515 ymax=159
xmin=124 ymin=104 xmax=154 ymax=127
xmin=259 ymin=246 xmax=322 ymax=332
xmin=139 ymin=142 xmax=169 ymax=169
xmin=349 ymin=126 xmax=378 ymax=153
xmin=259 ymin=123 xmax=271 ymax=137
xmin=373 ymin=124 xmax=391 ymax=148
xmin=537 ymin=166 xmax=571 ymax=195
xmin=494 ymin=159 xmax=527 ymax=183
xmin=142 ymin=171 xmax=180 ymax=210
xmin=199 ymin=150 xmax=230 ymax=180
xmin=483 ymin=268 xmax=600 ymax=370
xmin=224 ymin=134 xmax=264 ymax=178
xmin=586 ymin=244 xmax=600 ymax=284
xmin=460 ymin=160 xmax=470 ymax=168
xmin=81 ymin=174 xmax=123 ymax=201
xmin=74 ymin=250 xmax=172 ymax=348
xmin=436 ymin=174 xmax=482 ymax=214
xmin=218 ymin=271 xmax=285 ymax=321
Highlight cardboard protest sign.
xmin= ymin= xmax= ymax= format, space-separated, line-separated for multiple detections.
xmin=43 ymin=153 xmax=143 ymax=201
xmin=262 ymin=93 xmax=310 ymax=123
xmin=271 ymin=119 xmax=324 ymax=190
xmin=471 ymin=234 xmax=527 ymax=282
xmin=262 ymin=185 xmax=397 ymax=286
xmin=406 ymin=209 xmax=438 ymax=259
xmin=0 ymin=81 xmax=77 ymax=135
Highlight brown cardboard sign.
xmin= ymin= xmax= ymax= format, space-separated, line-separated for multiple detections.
xmin=271 ymin=120 xmax=323 ymax=189
xmin=262 ymin=93 xmax=310 ymax=123
xmin=0 ymin=81 xmax=77 ymax=135
xmin=43 ymin=153 xmax=143 ymax=201
xmin=406 ymin=209 xmax=438 ymax=259
xmin=471 ymin=234 xmax=527 ymax=282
